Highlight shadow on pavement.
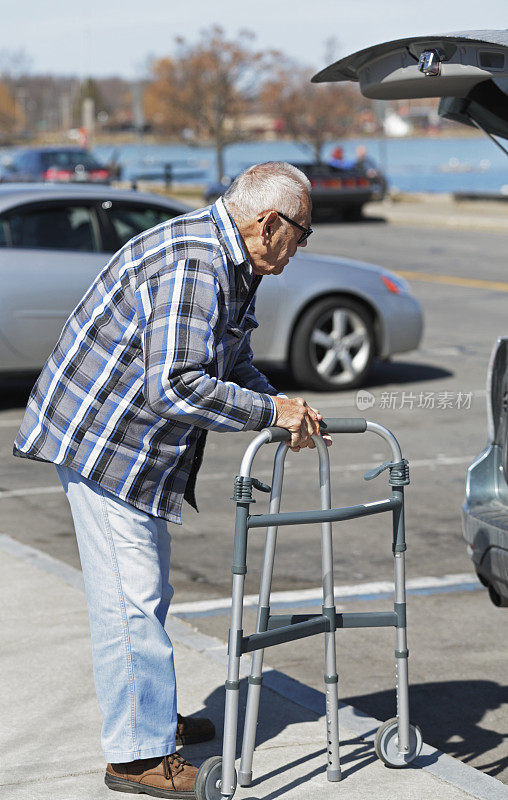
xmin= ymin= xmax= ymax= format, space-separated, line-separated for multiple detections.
xmin=194 ymin=680 xmax=385 ymax=793
xmin=344 ymin=680 xmax=508 ymax=780
xmin=363 ymin=360 xmax=452 ymax=388
xmin=198 ymin=678 xmax=317 ymax=757
xmin=335 ymin=736 xmax=379 ymax=780
xmin=256 ymin=360 xmax=452 ymax=395
xmin=249 ymin=748 xmax=328 ymax=799
xmin=0 ymin=372 xmax=38 ymax=411
xmin=195 ymin=677 xmax=508 ymax=785
xmin=0 ymin=359 xmax=451 ymax=412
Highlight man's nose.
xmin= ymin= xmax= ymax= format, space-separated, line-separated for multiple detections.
xmin=298 ymin=239 xmax=308 ymax=248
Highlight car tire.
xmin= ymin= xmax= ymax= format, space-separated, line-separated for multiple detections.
xmin=289 ymin=296 xmax=375 ymax=391
xmin=342 ymin=204 xmax=364 ymax=222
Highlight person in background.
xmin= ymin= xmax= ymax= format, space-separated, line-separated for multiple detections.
xmin=328 ymin=146 xmax=355 ymax=169
xmin=354 ymin=145 xmax=388 ymax=195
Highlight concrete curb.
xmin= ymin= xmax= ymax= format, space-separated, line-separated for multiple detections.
xmin=1 ymin=532 xmax=507 ymax=800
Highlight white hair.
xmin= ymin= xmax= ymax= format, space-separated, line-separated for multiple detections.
xmin=223 ymin=161 xmax=311 ymax=222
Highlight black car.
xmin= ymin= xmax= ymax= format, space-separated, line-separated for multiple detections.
xmin=0 ymin=147 xmax=112 ymax=184
xmin=204 ymin=159 xmax=387 ymax=221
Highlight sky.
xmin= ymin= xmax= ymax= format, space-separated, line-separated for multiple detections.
xmin=1 ymin=0 xmax=507 ymax=79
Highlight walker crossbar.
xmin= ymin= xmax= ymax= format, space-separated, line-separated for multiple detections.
xmin=240 ymin=610 xmax=400 ymax=653
xmin=247 ymin=496 xmax=400 ymax=528
xmin=195 ymin=418 xmax=422 ymax=800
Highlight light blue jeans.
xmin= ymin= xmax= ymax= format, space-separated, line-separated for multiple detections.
xmin=56 ymin=464 xmax=177 ymax=763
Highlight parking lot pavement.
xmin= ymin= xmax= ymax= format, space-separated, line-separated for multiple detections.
xmin=1 ymin=218 xmax=507 ymax=792
xmin=362 ymin=195 xmax=508 ymax=233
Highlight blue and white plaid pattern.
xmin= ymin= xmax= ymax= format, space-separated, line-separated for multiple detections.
xmin=14 ymin=198 xmax=277 ymax=523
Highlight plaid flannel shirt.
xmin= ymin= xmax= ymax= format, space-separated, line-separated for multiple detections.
xmin=13 ymin=198 xmax=278 ymax=523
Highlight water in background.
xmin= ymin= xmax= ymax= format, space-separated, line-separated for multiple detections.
xmin=1 ymin=135 xmax=507 ymax=195
xmin=92 ymin=135 xmax=508 ymax=195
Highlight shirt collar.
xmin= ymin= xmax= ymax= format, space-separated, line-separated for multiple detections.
xmin=211 ymin=196 xmax=250 ymax=268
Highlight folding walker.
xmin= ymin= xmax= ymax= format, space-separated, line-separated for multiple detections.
xmin=195 ymin=417 xmax=422 ymax=800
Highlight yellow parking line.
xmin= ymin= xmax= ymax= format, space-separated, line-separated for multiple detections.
xmin=395 ymin=270 xmax=508 ymax=292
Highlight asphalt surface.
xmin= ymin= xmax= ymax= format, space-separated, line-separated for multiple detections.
xmin=1 ymin=205 xmax=508 ymax=783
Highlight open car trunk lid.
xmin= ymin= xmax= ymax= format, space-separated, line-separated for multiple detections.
xmin=312 ymin=30 xmax=508 ymax=140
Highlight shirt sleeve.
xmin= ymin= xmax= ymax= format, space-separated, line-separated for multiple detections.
xmin=137 ymin=258 xmax=275 ymax=432
xmin=229 ymin=338 xmax=278 ymax=393
xmin=228 ymin=308 xmax=278 ymax=404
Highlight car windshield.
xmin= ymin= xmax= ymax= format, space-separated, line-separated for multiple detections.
xmin=40 ymin=151 xmax=102 ymax=170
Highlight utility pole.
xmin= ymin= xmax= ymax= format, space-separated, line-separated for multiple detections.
xmin=61 ymin=92 xmax=72 ymax=133
xmin=82 ymin=96 xmax=95 ymax=145
xmin=14 ymin=88 xmax=28 ymax=135
xmin=132 ymin=81 xmax=145 ymax=139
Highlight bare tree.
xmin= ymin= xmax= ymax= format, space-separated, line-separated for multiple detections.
xmin=0 ymin=48 xmax=32 ymax=136
xmin=261 ymin=60 xmax=367 ymax=163
xmin=144 ymin=27 xmax=278 ymax=178
xmin=0 ymin=81 xmax=21 ymax=139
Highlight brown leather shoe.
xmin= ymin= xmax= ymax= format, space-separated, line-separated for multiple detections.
xmin=105 ymin=753 xmax=197 ymax=798
xmin=175 ymin=712 xmax=215 ymax=746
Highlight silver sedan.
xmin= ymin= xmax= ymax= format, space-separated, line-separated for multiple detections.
xmin=0 ymin=184 xmax=423 ymax=390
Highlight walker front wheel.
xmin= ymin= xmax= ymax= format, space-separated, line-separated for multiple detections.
xmin=374 ymin=717 xmax=422 ymax=767
xmin=195 ymin=756 xmax=237 ymax=800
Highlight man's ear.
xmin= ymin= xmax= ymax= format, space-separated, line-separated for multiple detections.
xmin=260 ymin=210 xmax=278 ymax=239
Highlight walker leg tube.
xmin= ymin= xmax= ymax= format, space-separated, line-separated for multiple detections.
xmin=238 ymin=651 xmax=263 ymax=787
xmin=316 ymin=437 xmax=341 ymax=782
xmin=393 ymin=488 xmax=410 ymax=754
xmin=239 ymin=444 xmax=288 ymax=787
xmin=221 ymin=503 xmax=249 ymax=798
xmin=323 ymin=627 xmax=341 ymax=781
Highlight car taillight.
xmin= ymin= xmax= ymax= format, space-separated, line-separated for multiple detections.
xmin=311 ymin=178 xmax=343 ymax=188
xmin=43 ymin=168 xmax=74 ymax=181
xmin=90 ymin=169 xmax=110 ymax=180
xmin=357 ymin=178 xmax=369 ymax=187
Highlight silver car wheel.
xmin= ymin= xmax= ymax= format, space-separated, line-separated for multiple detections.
xmin=310 ymin=307 xmax=371 ymax=386
xmin=290 ymin=296 xmax=375 ymax=391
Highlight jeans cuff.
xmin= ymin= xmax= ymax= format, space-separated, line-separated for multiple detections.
xmin=104 ymin=740 xmax=177 ymax=763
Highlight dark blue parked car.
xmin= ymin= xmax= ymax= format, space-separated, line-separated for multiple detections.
xmin=0 ymin=147 xmax=112 ymax=184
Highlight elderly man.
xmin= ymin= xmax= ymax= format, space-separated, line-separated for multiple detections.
xmin=13 ymin=161 xmax=327 ymax=798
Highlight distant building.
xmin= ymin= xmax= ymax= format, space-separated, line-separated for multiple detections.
xmin=223 ymin=111 xmax=280 ymax=140
xmin=383 ymin=111 xmax=412 ymax=137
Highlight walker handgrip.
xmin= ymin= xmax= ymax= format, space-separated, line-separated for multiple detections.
xmin=264 ymin=426 xmax=291 ymax=442
xmin=263 ymin=418 xmax=367 ymax=442
xmin=322 ymin=418 xmax=367 ymax=433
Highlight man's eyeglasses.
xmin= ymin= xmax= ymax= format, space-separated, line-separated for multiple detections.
xmin=258 ymin=212 xmax=313 ymax=244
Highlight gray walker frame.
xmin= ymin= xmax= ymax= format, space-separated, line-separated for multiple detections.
xmin=195 ymin=417 xmax=422 ymax=800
